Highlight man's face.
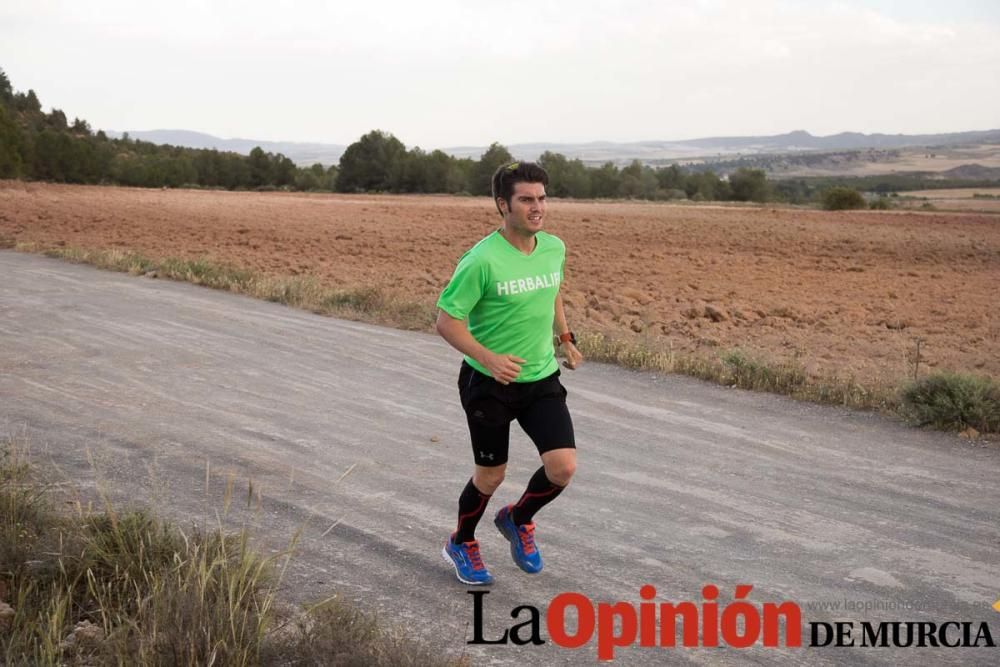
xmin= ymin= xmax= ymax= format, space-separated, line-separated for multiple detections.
xmin=501 ymin=181 xmax=547 ymax=236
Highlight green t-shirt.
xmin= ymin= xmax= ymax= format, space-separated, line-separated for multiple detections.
xmin=437 ymin=230 xmax=565 ymax=383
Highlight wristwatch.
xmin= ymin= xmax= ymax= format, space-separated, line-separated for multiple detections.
xmin=557 ymin=331 xmax=577 ymax=346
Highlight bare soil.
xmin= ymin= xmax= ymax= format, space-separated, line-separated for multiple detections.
xmin=2 ymin=181 xmax=998 ymax=388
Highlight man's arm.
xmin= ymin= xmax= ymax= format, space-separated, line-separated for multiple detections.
xmin=435 ymin=310 xmax=525 ymax=385
xmin=554 ymin=291 xmax=583 ymax=370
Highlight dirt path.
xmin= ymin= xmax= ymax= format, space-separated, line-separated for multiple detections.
xmin=2 ymin=251 xmax=998 ymax=665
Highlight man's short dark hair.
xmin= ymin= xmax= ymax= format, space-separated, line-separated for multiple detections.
xmin=491 ymin=161 xmax=549 ymax=216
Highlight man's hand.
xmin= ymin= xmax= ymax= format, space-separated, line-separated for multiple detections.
xmin=482 ymin=351 xmax=525 ymax=385
xmin=435 ymin=311 xmax=524 ymax=385
xmin=561 ymin=342 xmax=583 ymax=370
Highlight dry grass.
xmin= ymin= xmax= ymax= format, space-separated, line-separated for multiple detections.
xmin=262 ymin=597 xmax=465 ymax=667
xmin=0 ymin=434 xmax=464 ymax=666
xmin=575 ymin=332 xmax=898 ymax=413
xmin=41 ymin=246 xmax=434 ymax=331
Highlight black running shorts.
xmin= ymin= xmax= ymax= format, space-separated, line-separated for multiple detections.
xmin=457 ymin=361 xmax=576 ymax=467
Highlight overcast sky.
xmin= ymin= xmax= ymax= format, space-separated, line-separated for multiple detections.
xmin=2 ymin=0 xmax=999 ymax=148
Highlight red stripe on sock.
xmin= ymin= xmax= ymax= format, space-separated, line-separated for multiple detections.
xmin=456 ymin=493 xmax=490 ymax=532
xmin=514 ymin=487 xmax=558 ymax=509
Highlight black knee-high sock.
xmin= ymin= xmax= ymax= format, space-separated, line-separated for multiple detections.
xmin=454 ymin=478 xmax=492 ymax=543
xmin=511 ymin=466 xmax=564 ymax=525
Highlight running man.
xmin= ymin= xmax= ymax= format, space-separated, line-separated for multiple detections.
xmin=437 ymin=161 xmax=582 ymax=585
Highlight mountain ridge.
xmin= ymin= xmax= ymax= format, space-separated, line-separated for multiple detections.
xmin=110 ymin=128 xmax=1000 ymax=167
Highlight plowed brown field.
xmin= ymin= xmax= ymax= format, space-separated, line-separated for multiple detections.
xmin=3 ymin=181 xmax=998 ymax=388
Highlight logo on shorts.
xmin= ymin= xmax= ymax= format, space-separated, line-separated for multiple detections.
xmin=480 ymin=451 xmax=494 ymax=461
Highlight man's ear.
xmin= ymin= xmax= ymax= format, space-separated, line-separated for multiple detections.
xmin=497 ymin=198 xmax=507 ymax=214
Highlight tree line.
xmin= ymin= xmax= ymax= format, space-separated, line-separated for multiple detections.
xmin=0 ymin=67 xmax=772 ymax=202
xmin=329 ymin=130 xmax=772 ymax=202
xmin=0 ymin=69 xmax=338 ymax=191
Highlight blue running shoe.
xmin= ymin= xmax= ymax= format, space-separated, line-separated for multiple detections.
xmin=442 ymin=535 xmax=494 ymax=585
xmin=494 ymin=505 xmax=542 ymax=573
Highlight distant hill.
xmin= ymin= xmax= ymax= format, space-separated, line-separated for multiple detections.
xmin=940 ymin=163 xmax=1000 ymax=180
xmin=111 ymin=128 xmax=1000 ymax=168
xmin=447 ymin=129 xmax=1000 ymax=165
xmin=107 ymin=130 xmax=347 ymax=166
xmin=650 ymin=128 xmax=1000 ymax=152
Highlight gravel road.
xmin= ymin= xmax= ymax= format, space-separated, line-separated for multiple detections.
xmin=2 ymin=250 xmax=998 ymax=665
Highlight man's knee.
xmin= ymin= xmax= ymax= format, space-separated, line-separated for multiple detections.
xmin=473 ymin=466 xmax=506 ymax=494
xmin=544 ymin=456 xmax=576 ymax=487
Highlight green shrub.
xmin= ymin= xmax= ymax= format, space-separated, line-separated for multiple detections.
xmin=901 ymin=372 xmax=1000 ymax=433
xmin=869 ymin=197 xmax=892 ymax=210
xmin=821 ymin=187 xmax=866 ymax=211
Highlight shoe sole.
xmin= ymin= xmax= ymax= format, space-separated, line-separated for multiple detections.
xmin=441 ymin=546 xmax=493 ymax=586
xmin=494 ymin=513 xmax=543 ymax=574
